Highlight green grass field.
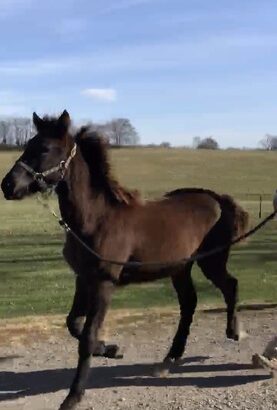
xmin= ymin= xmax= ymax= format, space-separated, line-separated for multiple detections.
xmin=0 ymin=148 xmax=277 ymax=318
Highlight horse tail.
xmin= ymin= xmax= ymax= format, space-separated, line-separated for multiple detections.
xmin=218 ymin=194 xmax=249 ymax=241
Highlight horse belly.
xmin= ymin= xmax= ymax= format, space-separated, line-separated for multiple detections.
xmin=117 ymin=265 xmax=175 ymax=285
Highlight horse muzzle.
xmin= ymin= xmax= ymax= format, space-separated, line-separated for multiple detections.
xmin=1 ymin=174 xmax=16 ymax=200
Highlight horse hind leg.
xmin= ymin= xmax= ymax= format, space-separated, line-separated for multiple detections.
xmin=198 ymin=251 xmax=243 ymax=341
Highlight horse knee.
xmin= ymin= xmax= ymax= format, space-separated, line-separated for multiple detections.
xmin=79 ymin=336 xmax=96 ymax=357
xmin=66 ymin=315 xmax=84 ymax=339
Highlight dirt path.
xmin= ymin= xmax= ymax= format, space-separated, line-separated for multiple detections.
xmin=0 ymin=308 xmax=276 ymax=410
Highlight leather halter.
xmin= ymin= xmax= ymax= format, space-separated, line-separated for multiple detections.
xmin=17 ymin=143 xmax=77 ymax=185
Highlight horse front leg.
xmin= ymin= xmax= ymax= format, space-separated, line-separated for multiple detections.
xmin=66 ymin=275 xmax=88 ymax=340
xmin=67 ymin=274 xmax=121 ymax=358
xmin=59 ymin=280 xmax=114 ymax=410
xmin=154 ymin=265 xmax=197 ymax=377
xmin=165 ymin=265 xmax=197 ymax=362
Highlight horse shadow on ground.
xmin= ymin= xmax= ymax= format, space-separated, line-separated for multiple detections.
xmin=0 ymin=355 xmax=270 ymax=401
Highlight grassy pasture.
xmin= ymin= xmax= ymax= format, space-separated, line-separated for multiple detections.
xmin=0 ymin=148 xmax=277 ymax=318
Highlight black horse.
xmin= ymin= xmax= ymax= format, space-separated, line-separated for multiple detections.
xmin=1 ymin=111 xmax=248 ymax=409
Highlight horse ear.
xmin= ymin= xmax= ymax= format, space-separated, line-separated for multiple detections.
xmin=33 ymin=112 xmax=43 ymax=130
xmin=58 ymin=110 xmax=71 ymax=129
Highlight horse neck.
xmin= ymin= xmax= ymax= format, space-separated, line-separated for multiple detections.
xmin=57 ymin=148 xmax=109 ymax=235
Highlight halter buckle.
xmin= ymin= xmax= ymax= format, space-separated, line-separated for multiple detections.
xmin=34 ymin=172 xmax=44 ymax=181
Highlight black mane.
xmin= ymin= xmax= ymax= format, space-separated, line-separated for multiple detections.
xmin=75 ymin=127 xmax=140 ymax=205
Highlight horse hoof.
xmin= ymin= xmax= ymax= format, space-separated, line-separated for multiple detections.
xmin=226 ymin=321 xmax=248 ymax=341
xmin=104 ymin=344 xmax=123 ymax=359
xmin=93 ymin=341 xmax=106 ymax=356
xmin=93 ymin=342 xmax=123 ymax=359
xmin=173 ymin=357 xmax=183 ymax=366
xmin=152 ymin=358 xmax=173 ymax=377
xmin=59 ymin=391 xmax=84 ymax=410
xmin=252 ymin=354 xmax=263 ymax=368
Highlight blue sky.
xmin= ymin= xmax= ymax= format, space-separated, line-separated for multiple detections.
xmin=1 ymin=0 xmax=277 ymax=147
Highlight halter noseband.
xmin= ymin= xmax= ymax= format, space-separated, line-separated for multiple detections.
xmin=17 ymin=143 xmax=77 ymax=186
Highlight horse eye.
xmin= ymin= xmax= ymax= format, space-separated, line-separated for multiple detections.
xmin=41 ymin=147 xmax=49 ymax=154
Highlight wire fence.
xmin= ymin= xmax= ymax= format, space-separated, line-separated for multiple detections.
xmin=235 ymin=193 xmax=273 ymax=219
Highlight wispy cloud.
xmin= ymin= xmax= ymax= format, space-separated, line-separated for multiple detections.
xmin=0 ymin=59 xmax=69 ymax=76
xmin=81 ymin=88 xmax=117 ymax=102
xmin=1 ymin=32 xmax=277 ymax=77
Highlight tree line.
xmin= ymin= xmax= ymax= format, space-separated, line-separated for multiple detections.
xmin=86 ymin=118 xmax=139 ymax=145
xmin=0 ymin=115 xmax=220 ymax=150
xmin=0 ymin=118 xmax=33 ymax=147
xmin=1 ymin=115 xmax=277 ymax=150
xmin=0 ymin=116 xmax=139 ymax=147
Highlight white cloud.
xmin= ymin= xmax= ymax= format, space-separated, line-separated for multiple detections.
xmin=81 ymin=88 xmax=117 ymax=102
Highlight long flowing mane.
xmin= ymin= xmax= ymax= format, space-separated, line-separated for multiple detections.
xmin=75 ymin=127 xmax=141 ymax=206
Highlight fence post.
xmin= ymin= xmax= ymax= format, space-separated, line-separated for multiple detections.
xmin=259 ymin=194 xmax=262 ymax=219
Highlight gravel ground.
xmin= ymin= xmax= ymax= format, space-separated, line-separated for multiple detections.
xmin=0 ymin=308 xmax=276 ymax=410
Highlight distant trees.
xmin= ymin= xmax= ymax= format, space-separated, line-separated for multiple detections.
xmin=160 ymin=141 xmax=171 ymax=148
xmin=195 ymin=136 xmax=219 ymax=150
xmin=82 ymin=118 xmax=139 ymax=146
xmin=0 ymin=117 xmax=33 ymax=147
xmin=0 ymin=121 xmax=10 ymax=145
xmin=106 ymin=118 xmax=139 ymax=145
xmin=0 ymin=116 xmax=140 ymax=147
xmin=260 ymin=134 xmax=277 ymax=151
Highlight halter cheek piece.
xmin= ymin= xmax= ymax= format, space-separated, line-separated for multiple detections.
xmin=17 ymin=143 xmax=77 ymax=187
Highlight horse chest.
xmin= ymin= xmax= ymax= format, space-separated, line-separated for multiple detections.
xmin=62 ymin=235 xmax=96 ymax=274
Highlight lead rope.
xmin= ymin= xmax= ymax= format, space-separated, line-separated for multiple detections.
xmin=37 ymin=195 xmax=277 ymax=268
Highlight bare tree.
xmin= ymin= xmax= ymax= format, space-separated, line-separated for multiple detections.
xmin=0 ymin=116 xmax=139 ymax=147
xmin=16 ymin=118 xmax=33 ymax=146
xmin=105 ymin=118 xmax=139 ymax=145
xmin=0 ymin=117 xmax=33 ymax=147
xmin=0 ymin=120 xmax=11 ymax=144
xmin=260 ymin=134 xmax=277 ymax=150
